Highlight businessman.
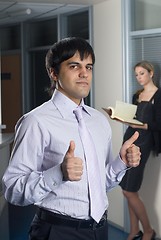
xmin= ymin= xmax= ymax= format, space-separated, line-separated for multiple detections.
xmin=2 ymin=37 xmax=141 ymax=240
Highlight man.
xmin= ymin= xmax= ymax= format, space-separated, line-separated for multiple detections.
xmin=2 ymin=37 xmax=140 ymax=240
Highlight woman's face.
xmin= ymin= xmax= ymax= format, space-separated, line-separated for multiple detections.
xmin=135 ymin=66 xmax=153 ymax=86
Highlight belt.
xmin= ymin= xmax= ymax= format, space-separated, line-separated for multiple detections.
xmin=36 ymin=208 xmax=108 ymax=230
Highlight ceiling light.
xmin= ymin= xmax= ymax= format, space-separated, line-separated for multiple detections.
xmin=8 ymin=8 xmax=32 ymax=17
xmin=0 ymin=8 xmax=32 ymax=20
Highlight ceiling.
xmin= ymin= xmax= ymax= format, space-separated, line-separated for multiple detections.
xmin=0 ymin=0 xmax=105 ymax=26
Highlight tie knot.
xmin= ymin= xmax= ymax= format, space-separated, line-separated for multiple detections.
xmin=73 ymin=107 xmax=83 ymax=122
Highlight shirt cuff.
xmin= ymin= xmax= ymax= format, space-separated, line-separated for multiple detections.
xmin=43 ymin=164 xmax=64 ymax=191
xmin=112 ymin=155 xmax=128 ymax=182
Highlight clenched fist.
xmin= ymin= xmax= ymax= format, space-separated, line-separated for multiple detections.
xmin=61 ymin=141 xmax=83 ymax=181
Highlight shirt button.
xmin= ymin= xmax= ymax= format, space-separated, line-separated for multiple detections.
xmin=53 ymin=181 xmax=57 ymax=186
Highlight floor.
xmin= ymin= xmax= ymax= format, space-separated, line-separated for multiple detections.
xmin=108 ymin=224 xmax=128 ymax=240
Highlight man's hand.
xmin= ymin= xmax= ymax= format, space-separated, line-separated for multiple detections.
xmin=120 ymin=131 xmax=141 ymax=167
xmin=61 ymin=141 xmax=83 ymax=181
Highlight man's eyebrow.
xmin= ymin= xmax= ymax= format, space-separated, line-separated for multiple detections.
xmin=67 ymin=61 xmax=79 ymax=65
xmin=67 ymin=61 xmax=93 ymax=66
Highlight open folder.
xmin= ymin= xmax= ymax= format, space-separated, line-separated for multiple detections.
xmin=102 ymin=100 xmax=143 ymax=126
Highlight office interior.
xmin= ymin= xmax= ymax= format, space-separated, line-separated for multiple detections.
xmin=0 ymin=0 xmax=161 ymax=239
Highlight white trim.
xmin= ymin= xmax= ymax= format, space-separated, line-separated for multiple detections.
xmin=131 ymin=28 xmax=161 ymax=38
xmin=121 ymin=0 xmax=131 ymax=233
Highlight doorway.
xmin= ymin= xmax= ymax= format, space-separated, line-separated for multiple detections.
xmin=1 ymin=54 xmax=22 ymax=133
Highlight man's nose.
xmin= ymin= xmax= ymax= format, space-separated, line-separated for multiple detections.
xmin=79 ymin=67 xmax=88 ymax=78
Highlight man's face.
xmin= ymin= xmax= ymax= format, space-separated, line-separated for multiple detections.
xmin=55 ymin=51 xmax=93 ymax=105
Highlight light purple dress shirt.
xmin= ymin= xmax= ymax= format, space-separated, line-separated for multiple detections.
xmin=2 ymin=90 xmax=127 ymax=219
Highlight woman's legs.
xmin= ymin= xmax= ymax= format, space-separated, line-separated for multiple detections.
xmin=127 ymin=202 xmax=140 ymax=240
xmin=123 ymin=190 xmax=154 ymax=240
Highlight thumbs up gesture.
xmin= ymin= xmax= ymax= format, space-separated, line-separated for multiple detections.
xmin=120 ymin=131 xmax=141 ymax=167
xmin=61 ymin=141 xmax=83 ymax=181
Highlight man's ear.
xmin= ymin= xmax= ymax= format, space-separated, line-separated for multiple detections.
xmin=49 ymin=68 xmax=58 ymax=81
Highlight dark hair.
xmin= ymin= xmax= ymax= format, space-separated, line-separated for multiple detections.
xmin=45 ymin=37 xmax=95 ymax=95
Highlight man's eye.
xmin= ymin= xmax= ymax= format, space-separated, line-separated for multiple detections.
xmin=70 ymin=65 xmax=78 ymax=69
xmin=87 ymin=66 xmax=93 ymax=70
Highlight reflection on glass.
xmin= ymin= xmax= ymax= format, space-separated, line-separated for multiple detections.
xmin=132 ymin=0 xmax=161 ymax=31
xmin=66 ymin=11 xmax=89 ymax=39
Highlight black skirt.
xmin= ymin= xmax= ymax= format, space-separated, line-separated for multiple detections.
xmin=119 ymin=100 xmax=154 ymax=192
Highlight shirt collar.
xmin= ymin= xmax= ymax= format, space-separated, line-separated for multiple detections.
xmin=51 ymin=90 xmax=91 ymax=118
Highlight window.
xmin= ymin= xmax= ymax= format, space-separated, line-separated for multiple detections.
xmin=0 ymin=7 xmax=92 ymax=132
xmin=28 ymin=9 xmax=91 ymax=110
xmin=29 ymin=18 xmax=57 ymax=48
xmin=123 ymin=0 xmax=161 ymax=103
xmin=132 ymin=0 xmax=161 ymax=31
xmin=0 ymin=25 xmax=21 ymax=51
xmin=122 ymin=0 xmax=161 ymax=232
xmin=66 ymin=11 xmax=89 ymax=39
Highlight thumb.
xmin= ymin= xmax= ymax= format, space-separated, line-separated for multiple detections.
xmin=124 ymin=131 xmax=139 ymax=149
xmin=66 ymin=140 xmax=75 ymax=158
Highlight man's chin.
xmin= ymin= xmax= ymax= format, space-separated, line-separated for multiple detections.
xmin=80 ymin=90 xmax=90 ymax=98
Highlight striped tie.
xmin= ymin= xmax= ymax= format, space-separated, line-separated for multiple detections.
xmin=73 ymin=106 xmax=105 ymax=223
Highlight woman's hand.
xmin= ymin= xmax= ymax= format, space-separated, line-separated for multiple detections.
xmin=129 ymin=123 xmax=148 ymax=130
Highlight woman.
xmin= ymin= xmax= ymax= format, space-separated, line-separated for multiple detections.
xmin=120 ymin=61 xmax=161 ymax=240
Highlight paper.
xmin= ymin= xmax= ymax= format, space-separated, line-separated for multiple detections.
xmin=102 ymin=101 xmax=143 ymax=125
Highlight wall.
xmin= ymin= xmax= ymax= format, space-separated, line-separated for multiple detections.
xmin=0 ymin=133 xmax=14 ymax=240
xmin=140 ymin=154 xmax=161 ymax=236
xmin=93 ymin=0 xmax=124 ymax=228
xmin=0 ymin=144 xmax=10 ymax=240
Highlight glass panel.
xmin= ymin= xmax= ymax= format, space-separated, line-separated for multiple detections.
xmin=29 ymin=50 xmax=51 ymax=109
xmin=0 ymin=25 xmax=20 ymax=50
xmin=29 ymin=18 xmax=57 ymax=48
xmin=66 ymin=11 xmax=89 ymax=39
xmin=132 ymin=0 xmax=161 ymax=31
xmin=129 ymin=36 xmax=161 ymax=98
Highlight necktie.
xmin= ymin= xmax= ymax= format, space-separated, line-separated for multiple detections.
xmin=73 ymin=106 xmax=105 ymax=223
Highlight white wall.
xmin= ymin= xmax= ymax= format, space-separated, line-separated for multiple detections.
xmin=140 ymin=154 xmax=161 ymax=236
xmin=93 ymin=0 xmax=124 ymax=228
